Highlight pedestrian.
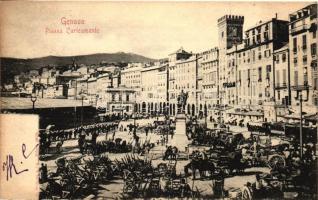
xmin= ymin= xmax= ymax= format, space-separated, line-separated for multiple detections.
xmin=145 ymin=127 xmax=149 ymax=137
xmin=39 ymin=163 xmax=48 ymax=182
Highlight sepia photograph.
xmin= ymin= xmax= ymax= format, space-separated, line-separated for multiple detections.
xmin=0 ymin=1 xmax=317 ymax=199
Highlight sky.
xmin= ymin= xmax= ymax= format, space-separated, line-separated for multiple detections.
xmin=0 ymin=1 xmax=312 ymax=59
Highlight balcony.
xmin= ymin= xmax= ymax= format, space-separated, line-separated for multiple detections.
xmin=291 ymin=24 xmax=308 ymax=35
xmin=275 ymin=83 xmax=287 ymax=90
xmin=291 ymin=84 xmax=310 ymax=91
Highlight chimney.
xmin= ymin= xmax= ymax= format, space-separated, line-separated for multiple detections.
xmin=275 ymin=13 xmax=278 ymax=19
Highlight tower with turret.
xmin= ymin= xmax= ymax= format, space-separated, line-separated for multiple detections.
xmin=217 ymin=15 xmax=244 ymax=109
xmin=218 ymin=15 xmax=244 ymax=50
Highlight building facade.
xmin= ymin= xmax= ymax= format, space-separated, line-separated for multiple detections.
xmin=289 ymin=4 xmax=318 ymax=113
xmin=199 ymin=48 xmax=219 ymax=118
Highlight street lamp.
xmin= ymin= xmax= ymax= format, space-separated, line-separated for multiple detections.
xmin=204 ymin=101 xmax=207 ymax=128
xmin=299 ymin=92 xmax=303 ymax=158
xmin=133 ymin=93 xmax=137 ymax=135
xmin=30 ymin=93 xmax=37 ymax=111
xmin=79 ymin=89 xmax=86 ymax=126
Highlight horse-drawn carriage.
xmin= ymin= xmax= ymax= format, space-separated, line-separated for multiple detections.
xmin=241 ymin=144 xmax=317 ymax=200
xmin=40 ymin=155 xmax=116 ymax=199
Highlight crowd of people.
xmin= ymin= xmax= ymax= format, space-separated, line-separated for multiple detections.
xmin=38 ymin=112 xmax=317 ymax=199
xmin=39 ymin=122 xmax=118 ymax=154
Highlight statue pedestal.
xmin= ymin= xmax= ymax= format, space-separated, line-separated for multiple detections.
xmin=169 ymin=113 xmax=189 ymax=152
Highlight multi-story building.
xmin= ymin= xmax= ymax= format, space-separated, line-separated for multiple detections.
xmin=168 ymin=48 xmax=199 ymax=116
xmin=157 ymin=62 xmax=169 ymax=112
xmin=218 ymin=14 xmax=289 ymax=108
xmin=102 ymin=87 xmax=136 ymax=115
xmin=139 ymin=62 xmax=168 ymax=114
xmin=121 ymin=63 xmax=143 ymax=89
xmin=199 ymin=48 xmax=219 ymax=119
xmin=5 ymin=3 xmax=316 ymax=124
xmin=273 ymin=44 xmax=290 ymax=105
xmin=289 ymin=3 xmax=318 ymax=112
xmin=218 ymin=14 xmax=290 ymax=123
xmin=217 ymin=15 xmax=244 ymax=109
xmin=87 ymin=75 xmax=97 ymax=105
xmin=121 ymin=63 xmax=143 ymax=102
xmin=96 ymin=73 xmax=112 ymax=95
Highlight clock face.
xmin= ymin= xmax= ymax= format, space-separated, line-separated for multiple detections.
xmin=227 ymin=26 xmax=240 ymax=37
xmin=228 ymin=26 xmax=238 ymax=37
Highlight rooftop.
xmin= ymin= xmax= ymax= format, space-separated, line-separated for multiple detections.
xmin=1 ymin=97 xmax=91 ymax=110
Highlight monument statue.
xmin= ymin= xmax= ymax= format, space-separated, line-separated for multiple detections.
xmin=177 ymin=90 xmax=188 ymax=114
xmin=171 ymin=89 xmax=189 ymax=151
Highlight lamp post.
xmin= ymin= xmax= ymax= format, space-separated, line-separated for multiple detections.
xmin=204 ymin=101 xmax=207 ymax=128
xmin=79 ymin=89 xmax=86 ymax=126
xmin=30 ymin=93 xmax=37 ymax=112
xmin=133 ymin=92 xmax=137 ymax=135
xmin=165 ymin=105 xmax=170 ymax=144
xmin=299 ymin=92 xmax=303 ymax=158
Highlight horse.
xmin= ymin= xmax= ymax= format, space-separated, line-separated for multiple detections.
xmin=227 ymin=151 xmax=247 ymax=175
xmin=184 ymin=159 xmax=215 ymax=179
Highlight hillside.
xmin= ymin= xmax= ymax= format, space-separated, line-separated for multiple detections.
xmin=0 ymin=52 xmax=155 ymax=84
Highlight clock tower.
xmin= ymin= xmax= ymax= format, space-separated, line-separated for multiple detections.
xmin=217 ymin=15 xmax=244 ymax=108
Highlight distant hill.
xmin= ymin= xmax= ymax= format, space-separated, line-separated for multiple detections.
xmin=0 ymin=52 xmax=156 ymax=84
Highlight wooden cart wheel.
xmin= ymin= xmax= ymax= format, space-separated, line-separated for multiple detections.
xmin=268 ymin=154 xmax=286 ymax=169
xmin=242 ymin=186 xmax=253 ymax=200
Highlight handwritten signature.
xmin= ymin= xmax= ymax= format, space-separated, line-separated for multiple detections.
xmin=2 ymin=143 xmax=39 ymax=181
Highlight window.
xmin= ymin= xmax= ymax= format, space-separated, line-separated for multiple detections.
xmin=264 ymin=32 xmax=269 ymax=40
xmin=112 ymin=93 xmax=115 ymax=101
xmin=311 ymin=43 xmax=317 ymax=56
xmin=303 ymin=55 xmax=307 ymax=64
xmin=276 ymin=70 xmax=280 ymax=86
xmin=294 ymin=71 xmax=298 ymax=86
xmin=294 ymin=57 xmax=298 ymax=65
xmin=302 ymin=35 xmax=307 ymax=50
xmin=293 ymin=38 xmax=297 ymax=53
xmin=258 ymin=52 xmax=262 ymax=60
xmin=304 ymin=67 xmax=308 ymax=85
xmin=257 ymin=34 xmax=261 ymax=43
xmin=253 ymin=50 xmax=256 ymax=62
xmin=239 ymin=70 xmax=242 ymax=82
xmin=314 ymin=78 xmax=318 ymax=90
xmin=266 ymin=65 xmax=271 ymax=79
xmin=275 ymin=55 xmax=280 ymax=63
xmin=247 ymin=69 xmax=251 ymax=80
xmin=264 ymin=50 xmax=271 ymax=58
xmin=282 ymin=53 xmax=287 ymax=62
xmin=258 ymin=67 xmax=262 ymax=81
xmin=283 ymin=69 xmax=287 ymax=85
xmin=126 ymin=94 xmax=129 ymax=102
